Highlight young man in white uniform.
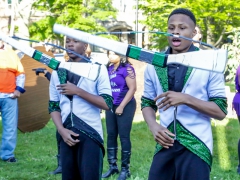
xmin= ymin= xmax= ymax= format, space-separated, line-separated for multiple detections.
xmin=141 ymin=8 xmax=227 ymax=180
xmin=49 ymin=37 xmax=113 ymax=180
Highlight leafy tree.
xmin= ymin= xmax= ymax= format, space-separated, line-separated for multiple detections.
xmin=29 ymin=0 xmax=117 ymax=42
xmin=222 ymin=28 xmax=240 ymax=82
xmin=4 ymin=0 xmax=37 ymax=46
xmin=138 ymin=0 xmax=240 ymax=50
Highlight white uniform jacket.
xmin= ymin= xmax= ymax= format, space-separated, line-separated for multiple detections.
xmin=142 ymin=58 xmax=227 ymax=167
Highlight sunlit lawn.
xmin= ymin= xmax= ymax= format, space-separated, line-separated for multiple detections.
xmin=0 ymin=117 xmax=239 ymax=180
xmin=225 ymin=82 xmax=235 ymax=92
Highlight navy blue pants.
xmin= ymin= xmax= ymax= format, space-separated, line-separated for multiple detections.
xmin=60 ymin=129 xmax=103 ymax=180
xmin=148 ymin=141 xmax=210 ymax=180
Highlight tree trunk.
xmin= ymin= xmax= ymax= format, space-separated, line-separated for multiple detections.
xmin=205 ymin=18 xmax=215 ymax=47
xmin=9 ymin=0 xmax=16 ymax=36
xmin=16 ymin=0 xmax=37 ymax=46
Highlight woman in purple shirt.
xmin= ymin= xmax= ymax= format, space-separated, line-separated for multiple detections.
xmin=102 ymin=51 xmax=136 ymax=180
xmin=233 ymin=65 xmax=240 ymax=174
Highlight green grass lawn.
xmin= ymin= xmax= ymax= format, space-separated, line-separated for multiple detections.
xmin=0 ymin=117 xmax=239 ymax=180
xmin=225 ymin=82 xmax=235 ymax=93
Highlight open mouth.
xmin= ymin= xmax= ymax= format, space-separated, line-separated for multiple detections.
xmin=67 ymin=49 xmax=74 ymax=54
xmin=172 ymin=38 xmax=181 ymax=47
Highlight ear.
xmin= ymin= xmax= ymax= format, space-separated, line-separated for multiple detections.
xmin=192 ymin=28 xmax=197 ymax=38
xmin=84 ymin=43 xmax=88 ymax=51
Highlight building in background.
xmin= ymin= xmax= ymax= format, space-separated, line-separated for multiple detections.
xmin=0 ymin=0 xmax=149 ymax=121
xmin=0 ymin=0 xmax=148 ymax=49
xmin=111 ymin=0 xmax=148 ymax=48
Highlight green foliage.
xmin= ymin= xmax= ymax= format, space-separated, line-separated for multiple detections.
xmin=29 ymin=0 xmax=117 ymax=42
xmin=138 ymin=0 xmax=240 ymax=50
xmin=223 ymin=28 xmax=240 ymax=82
xmin=225 ymin=82 xmax=235 ymax=93
xmin=0 ymin=118 xmax=239 ymax=179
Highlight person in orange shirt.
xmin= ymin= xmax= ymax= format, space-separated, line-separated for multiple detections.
xmin=0 ymin=40 xmax=26 ymax=162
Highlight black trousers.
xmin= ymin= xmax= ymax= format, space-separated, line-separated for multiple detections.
xmin=105 ymin=99 xmax=136 ymax=151
xmin=148 ymin=141 xmax=210 ymax=180
xmin=60 ymin=129 xmax=103 ymax=180
xmin=56 ymin=131 xmax=61 ymax=154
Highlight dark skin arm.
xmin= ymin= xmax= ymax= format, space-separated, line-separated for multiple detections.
xmin=11 ymin=90 xmax=21 ymax=99
xmin=155 ymin=91 xmax=226 ymax=120
xmin=51 ymin=111 xmax=80 ymax=146
xmin=57 ymin=81 xmax=109 ymax=110
xmin=115 ymin=75 xmax=136 ymax=115
xmin=147 ymin=91 xmax=225 ymax=148
xmin=142 ymin=107 xmax=175 ymax=149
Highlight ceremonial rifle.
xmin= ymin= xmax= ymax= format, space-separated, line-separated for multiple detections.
xmin=54 ymin=24 xmax=228 ymax=73
xmin=0 ymin=33 xmax=101 ymax=81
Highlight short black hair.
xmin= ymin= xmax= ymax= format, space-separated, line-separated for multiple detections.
xmin=168 ymin=8 xmax=196 ymax=25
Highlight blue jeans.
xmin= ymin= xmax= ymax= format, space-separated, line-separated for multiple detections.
xmin=0 ymin=97 xmax=18 ymax=160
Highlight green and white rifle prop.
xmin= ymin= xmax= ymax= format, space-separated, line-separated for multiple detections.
xmin=0 ymin=33 xmax=101 ymax=81
xmin=54 ymin=24 xmax=228 ymax=73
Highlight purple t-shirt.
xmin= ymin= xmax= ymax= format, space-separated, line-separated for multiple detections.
xmin=108 ymin=64 xmax=135 ymax=105
xmin=233 ymin=65 xmax=240 ymax=115
xmin=235 ymin=65 xmax=240 ymax=92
